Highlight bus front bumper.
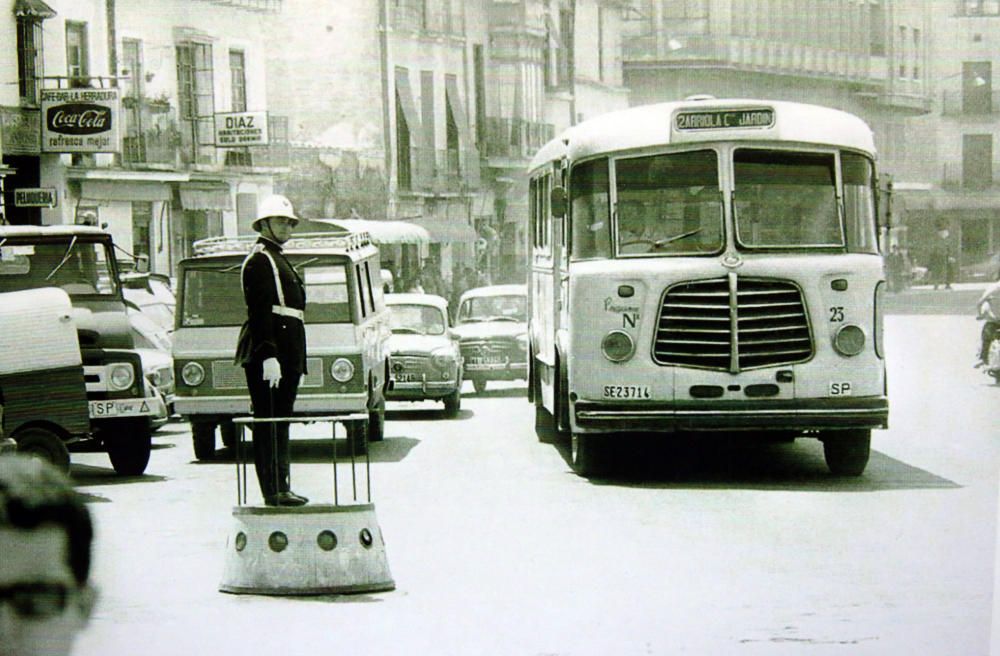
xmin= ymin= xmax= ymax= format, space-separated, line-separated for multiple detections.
xmin=573 ymin=397 xmax=888 ymax=433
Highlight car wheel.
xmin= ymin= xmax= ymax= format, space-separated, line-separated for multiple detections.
xmin=821 ymin=429 xmax=871 ymax=476
xmin=472 ymin=378 xmax=487 ymax=394
xmin=570 ymin=432 xmax=604 ymax=477
xmin=444 ymin=389 xmax=461 ymax=417
xmin=220 ymin=420 xmax=238 ymax=449
xmin=15 ymin=427 xmax=70 ymax=473
xmin=368 ymin=400 xmax=385 ymax=442
xmin=192 ymin=422 xmax=217 ymax=461
xmin=105 ymin=419 xmax=152 ymax=476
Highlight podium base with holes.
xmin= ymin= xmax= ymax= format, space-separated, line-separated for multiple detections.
xmin=219 ymin=503 xmax=394 ymax=595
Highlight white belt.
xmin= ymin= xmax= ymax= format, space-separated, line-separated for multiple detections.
xmin=272 ymin=305 xmax=304 ymax=320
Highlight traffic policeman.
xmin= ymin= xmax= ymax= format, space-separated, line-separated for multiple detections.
xmin=234 ymin=194 xmax=308 ymax=507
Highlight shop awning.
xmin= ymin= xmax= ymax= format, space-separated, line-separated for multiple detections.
xmin=395 ymin=68 xmax=422 ymax=139
xmin=305 ymin=218 xmax=431 ymax=245
xmin=81 ymin=180 xmax=170 ymax=202
xmin=409 ymin=216 xmax=477 ymax=243
xmin=14 ymin=0 xmax=56 ymax=19
xmin=179 ymin=184 xmax=231 ymax=211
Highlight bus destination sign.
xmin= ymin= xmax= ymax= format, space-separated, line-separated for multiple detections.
xmin=675 ymin=108 xmax=775 ymax=131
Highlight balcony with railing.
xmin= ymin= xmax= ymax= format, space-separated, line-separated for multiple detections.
xmin=941 ymin=89 xmax=1000 ymax=117
xmin=482 ymin=117 xmax=554 ymax=163
xmin=398 ymin=146 xmax=480 ymax=195
xmin=487 ymin=0 xmax=546 ymax=33
xmin=389 ymin=0 xmax=465 ymax=35
xmin=941 ymin=161 xmax=998 ymax=191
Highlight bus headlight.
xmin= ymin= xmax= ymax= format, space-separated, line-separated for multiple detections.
xmin=833 ymin=324 xmax=866 ymax=356
xmin=330 ymin=358 xmax=355 ymax=383
xmin=181 ymin=362 xmax=205 ymax=387
xmin=601 ymin=330 xmax=635 ymax=363
xmin=108 ymin=363 xmax=136 ymax=391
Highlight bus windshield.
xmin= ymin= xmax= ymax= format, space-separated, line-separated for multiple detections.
xmin=615 ymin=149 xmax=723 ymax=256
xmin=733 ymin=149 xmax=842 ymax=248
xmin=181 ymin=259 xmax=352 ymax=327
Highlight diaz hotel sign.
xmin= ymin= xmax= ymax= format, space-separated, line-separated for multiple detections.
xmin=41 ymin=88 xmax=121 ymax=154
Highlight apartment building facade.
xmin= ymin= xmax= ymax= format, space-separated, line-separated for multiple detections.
xmin=1 ymin=0 xmax=286 ymax=274
xmin=901 ymin=0 xmax=1000 ymax=280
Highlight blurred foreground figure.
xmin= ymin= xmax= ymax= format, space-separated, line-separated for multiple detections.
xmin=0 ymin=455 xmax=95 ymax=656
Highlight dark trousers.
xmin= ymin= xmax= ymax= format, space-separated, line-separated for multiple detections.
xmin=244 ymin=361 xmax=300 ymax=498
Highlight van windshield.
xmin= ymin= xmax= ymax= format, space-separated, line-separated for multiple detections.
xmin=181 ymin=258 xmax=352 ymax=327
xmin=0 ymin=239 xmax=118 ymax=297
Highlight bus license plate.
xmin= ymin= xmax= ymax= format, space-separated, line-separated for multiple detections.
xmin=602 ymin=385 xmax=651 ymax=400
xmin=88 ymin=399 xmax=152 ymax=419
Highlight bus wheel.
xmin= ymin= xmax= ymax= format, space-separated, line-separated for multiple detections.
xmin=472 ymin=378 xmax=487 ymax=394
xmin=570 ymin=432 xmax=604 ymax=477
xmin=15 ymin=427 xmax=70 ymax=473
xmin=821 ymin=429 xmax=871 ymax=476
xmin=105 ymin=419 xmax=152 ymax=476
xmin=192 ymin=422 xmax=217 ymax=461
xmin=347 ymin=420 xmax=368 ymax=455
xmin=443 ymin=389 xmax=462 ymax=417
xmin=368 ymin=400 xmax=386 ymax=442
xmin=534 ymin=403 xmax=557 ymax=443
xmin=220 ymin=420 xmax=238 ymax=449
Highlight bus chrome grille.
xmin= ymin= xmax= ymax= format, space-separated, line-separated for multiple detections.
xmin=653 ymin=277 xmax=812 ymax=373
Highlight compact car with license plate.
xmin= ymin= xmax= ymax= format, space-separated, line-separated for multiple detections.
xmin=384 ymin=293 xmax=463 ymax=415
xmin=452 ymin=285 xmax=528 ymax=394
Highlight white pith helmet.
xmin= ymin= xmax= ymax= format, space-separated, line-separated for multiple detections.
xmin=252 ymin=194 xmax=299 ymax=232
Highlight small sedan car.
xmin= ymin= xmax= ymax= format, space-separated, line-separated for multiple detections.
xmin=385 ymin=294 xmax=463 ymax=416
xmin=452 ymin=284 xmax=528 ymax=394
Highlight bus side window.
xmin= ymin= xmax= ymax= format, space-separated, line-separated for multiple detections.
xmin=355 ymin=263 xmax=368 ymax=319
xmin=569 ymin=158 xmax=611 ymax=260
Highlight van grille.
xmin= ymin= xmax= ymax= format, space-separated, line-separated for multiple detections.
xmin=653 ymin=276 xmax=812 ymax=372
xmin=211 ymin=358 xmax=324 ymax=389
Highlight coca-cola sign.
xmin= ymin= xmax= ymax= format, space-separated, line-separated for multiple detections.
xmin=40 ymin=88 xmax=121 ymax=153
xmin=46 ymin=104 xmax=112 ymax=135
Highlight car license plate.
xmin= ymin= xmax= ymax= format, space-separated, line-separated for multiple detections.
xmin=602 ymin=385 xmax=651 ymax=400
xmin=88 ymin=399 xmax=153 ymax=419
xmin=469 ymin=355 xmax=506 ymax=366
xmin=394 ymin=373 xmax=421 ymax=383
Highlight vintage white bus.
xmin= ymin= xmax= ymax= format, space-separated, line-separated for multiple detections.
xmin=527 ymin=98 xmax=888 ymax=476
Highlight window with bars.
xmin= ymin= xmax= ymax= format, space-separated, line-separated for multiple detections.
xmin=229 ymin=50 xmax=246 ymax=111
xmin=176 ymin=41 xmax=215 ymax=164
xmin=66 ymin=21 xmax=89 ymax=86
xmin=17 ymin=17 xmax=43 ymax=104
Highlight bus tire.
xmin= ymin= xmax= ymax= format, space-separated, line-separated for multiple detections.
xmin=535 ymin=403 xmax=557 ymax=443
xmin=15 ymin=427 xmax=71 ymax=473
xmin=105 ymin=419 xmax=152 ymax=476
xmin=570 ymin=432 xmax=603 ymax=476
xmin=821 ymin=429 xmax=871 ymax=476
xmin=555 ymin=357 xmax=570 ymax=437
xmin=444 ymin=389 xmax=462 ymax=417
xmin=368 ymin=399 xmax=386 ymax=442
xmin=220 ymin=420 xmax=238 ymax=449
xmin=192 ymin=421 xmax=217 ymax=461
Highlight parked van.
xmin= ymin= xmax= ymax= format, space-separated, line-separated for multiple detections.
xmin=173 ymin=231 xmax=390 ymax=459
xmin=0 ymin=226 xmax=160 ymax=475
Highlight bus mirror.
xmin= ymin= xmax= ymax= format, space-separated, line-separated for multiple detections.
xmin=550 ymin=186 xmax=567 ymax=218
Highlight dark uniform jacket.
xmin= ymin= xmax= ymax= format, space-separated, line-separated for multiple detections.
xmin=234 ymin=237 xmax=308 ymax=374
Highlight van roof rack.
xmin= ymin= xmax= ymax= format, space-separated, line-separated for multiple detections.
xmin=193 ymin=231 xmax=372 ymax=256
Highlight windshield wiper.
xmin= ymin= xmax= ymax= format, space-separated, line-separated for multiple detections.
xmin=293 ymin=257 xmax=319 ymax=271
xmin=392 ymin=327 xmax=423 ymax=335
xmin=653 ymin=228 xmax=702 ymax=249
xmin=45 ymin=236 xmax=78 ymax=281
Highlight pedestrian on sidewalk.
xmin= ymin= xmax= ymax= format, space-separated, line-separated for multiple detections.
xmin=234 ymin=194 xmax=309 ymax=507
xmin=929 ymin=228 xmax=956 ymax=290
xmin=0 ymin=455 xmax=97 ymax=656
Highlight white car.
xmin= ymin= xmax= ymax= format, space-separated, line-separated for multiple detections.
xmin=451 ymin=284 xmax=528 ymax=394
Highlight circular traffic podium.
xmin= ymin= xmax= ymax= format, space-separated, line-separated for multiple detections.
xmin=219 ymin=414 xmax=394 ymax=595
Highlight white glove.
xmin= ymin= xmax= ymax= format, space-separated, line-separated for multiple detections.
xmin=261 ymin=357 xmax=282 ymax=388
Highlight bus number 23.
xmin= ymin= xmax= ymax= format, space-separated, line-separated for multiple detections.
xmin=829 ymin=306 xmax=845 ymax=322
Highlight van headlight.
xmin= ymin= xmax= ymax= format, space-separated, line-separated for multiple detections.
xmin=601 ymin=330 xmax=635 ymax=362
xmin=108 ymin=363 xmax=136 ymax=391
xmin=833 ymin=324 xmax=866 ymax=356
xmin=516 ymin=333 xmax=528 ymax=351
xmin=431 ymin=347 xmax=457 ymax=369
xmin=330 ymin=358 xmax=355 ymax=383
xmin=181 ymin=361 xmax=205 ymax=386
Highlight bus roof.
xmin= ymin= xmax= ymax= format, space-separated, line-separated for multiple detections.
xmin=528 ymin=98 xmax=876 ymax=171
